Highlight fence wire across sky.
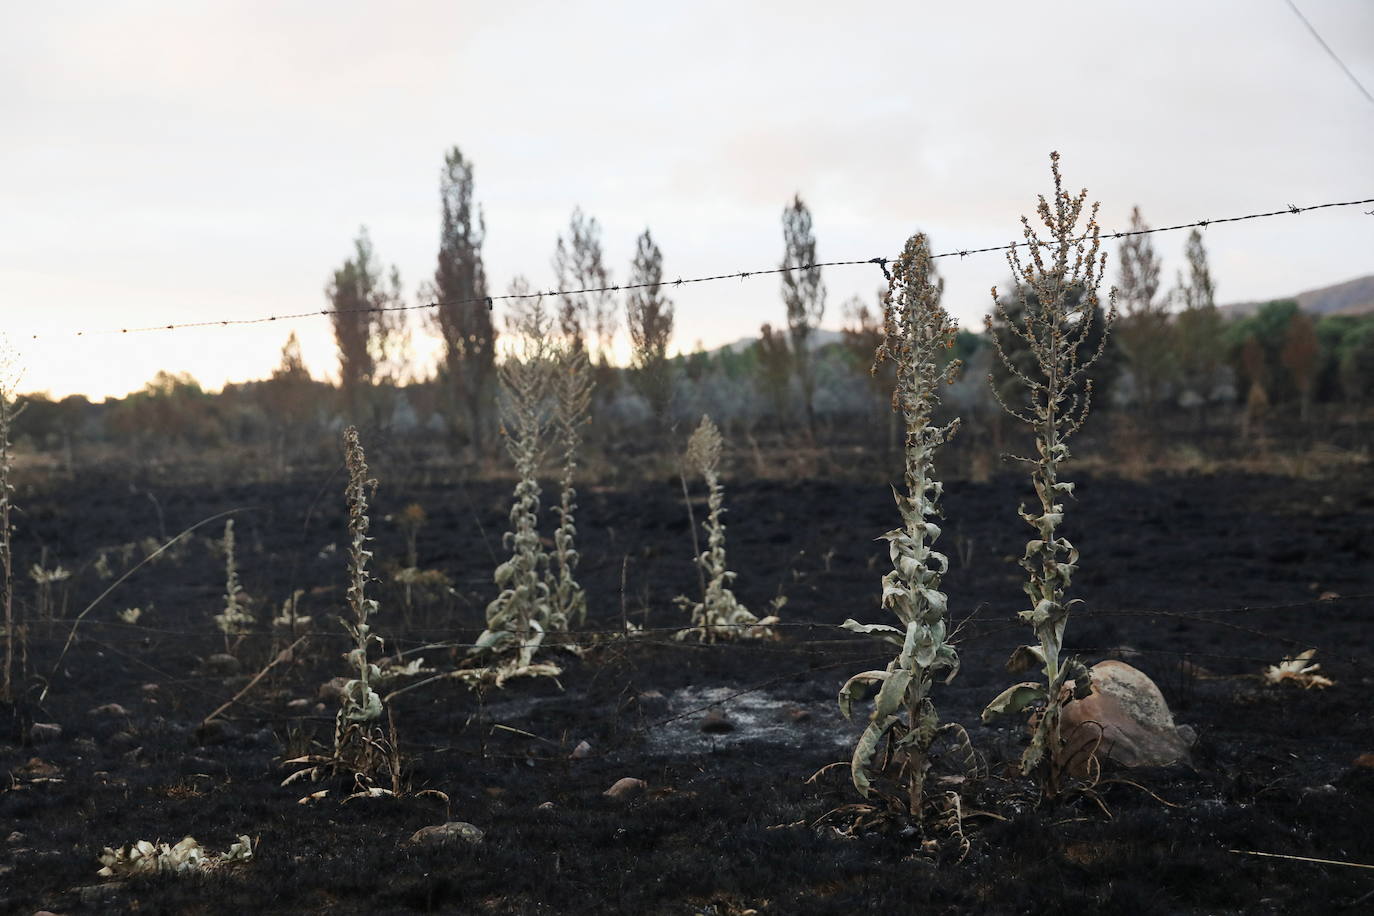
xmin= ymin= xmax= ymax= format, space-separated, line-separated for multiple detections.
xmin=25 ymin=195 xmax=1374 ymax=341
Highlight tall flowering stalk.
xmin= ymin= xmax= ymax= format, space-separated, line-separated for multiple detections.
xmin=284 ymin=426 xmax=392 ymax=790
xmin=336 ymin=427 xmax=384 ymax=763
xmin=676 ymin=415 xmax=775 ymax=642
xmin=213 ymin=519 xmax=253 ymax=651
xmin=981 ymin=152 xmax=1116 ymax=795
xmin=472 ymin=297 xmax=558 ymax=674
xmin=837 ymin=233 xmax=961 ymax=817
xmin=547 ymin=344 xmax=594 ymax=633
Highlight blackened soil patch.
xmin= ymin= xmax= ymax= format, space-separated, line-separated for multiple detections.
xmin=2 ymin=466 xmax=1373 ymax=914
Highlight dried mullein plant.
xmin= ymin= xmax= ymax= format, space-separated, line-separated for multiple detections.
xmin=980 ymin=152 xmax=1117 ymax=797
xmin=213 ymin=519 xmax=253 ymax=650
xmin=469 ymin=290 xmax=562 ymax=684
xmin=97 ymin=835 xmax=254 ymax=879
xmin=836 ymin=232 xmax=964 ymax=820
xmin=272 ymin=589 xmax=309 ymax=633
xmin=675 ymin=415 xmax=777 ymax=642
xmin=285 ymin=427 xmax=396 ymax=794
xmin=547 ymin=343 xmax=594 ymax=635
xmin=29 ymin=560 xmax=69 ymax=622
xmin=1264 ymin=649 xmax=1334 ymax=689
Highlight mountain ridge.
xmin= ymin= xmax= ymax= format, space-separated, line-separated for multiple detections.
xmin=1220 ymin=273 xmax=1374 ymax=318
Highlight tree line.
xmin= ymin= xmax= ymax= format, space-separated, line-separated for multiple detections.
xmin=12 ymin=149 xmax=1374 ymax=463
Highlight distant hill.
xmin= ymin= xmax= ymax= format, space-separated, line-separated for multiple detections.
xmin=704 ymin=328 xmax=846 ymax=356
xmin=1221 ymin=274 xmax=1374 ymax=319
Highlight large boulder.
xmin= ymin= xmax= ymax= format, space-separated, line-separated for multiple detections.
xmin=1060 ymin=660 xmax=1194 ymax=775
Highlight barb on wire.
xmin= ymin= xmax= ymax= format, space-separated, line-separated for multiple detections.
xmin=25 ymin=196 xmax=1374 ymax=340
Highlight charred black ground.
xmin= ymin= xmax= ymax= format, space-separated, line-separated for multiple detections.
xmin=2 ymin=464 xmax=1373 ymax=914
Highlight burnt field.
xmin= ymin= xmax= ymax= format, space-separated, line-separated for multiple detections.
xmin=2 ymin=462 xmax=1373 ymax=914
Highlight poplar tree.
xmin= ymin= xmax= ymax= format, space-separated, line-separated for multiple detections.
xmin=1173 ymin=229 xmax=1224 ymax=408
xmin=553 ymin=208 xmax=615 ymax=362
xmin=1116 ymin=206 xmax=1173 ymax=412
xmin=780 ymin=194 xmax=826 ymax=439
xmin=327 ymin=228 xmax=402 ymax=424
xmin=625 ymin=228 xmax=675 ymax=427
xmin=427 ymin=146 xmax=496 ymax=450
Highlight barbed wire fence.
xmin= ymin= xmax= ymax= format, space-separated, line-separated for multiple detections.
xmin=25 ymin=589 xmax=1372 ymax=749
xmin=9 ymin=191 xmax=1374 ymax=761
xmin=22 ymin=195 xmax=1374 ymax=340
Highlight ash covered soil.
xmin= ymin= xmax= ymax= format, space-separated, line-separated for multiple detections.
xmin=3 ymin=461 xmax=1373 ymax=914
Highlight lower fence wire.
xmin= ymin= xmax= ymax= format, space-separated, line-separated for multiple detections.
xmin=16 ymin=592 xmax=1369 ymax=766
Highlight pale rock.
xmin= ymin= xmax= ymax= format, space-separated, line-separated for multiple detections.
xmin=603 ymin=777 xmax=647 ymax=800
xmin=407 ymin=822 xmax=484 ymax=848
xmin=1060 ymin=660 xmax=1195 ymax=774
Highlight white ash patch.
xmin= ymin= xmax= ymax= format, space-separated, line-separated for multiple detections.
xmin=643 ymin=685 xmax=856 ymax=755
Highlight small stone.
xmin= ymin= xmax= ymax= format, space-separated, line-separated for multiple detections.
xmin=106 ymin=731 xmax=137 ymax=753
xmin=407 ymin=822 xmax=484 ymax=847
xmin=784 ymin=705 xmax=811 ymax=723
xmin=569 ymin=740 xmax=592 ymax=760
xmin=1353 ymin=753 xmax=1374 ymax=769
xmin=699 ymin=708 xmax=734 ymax=733
xmin=29 ymin=723 xmax=62 ymax=744
xmin=634 ymin=690 xmax=668 ymax=716
xmin=6 ymin=831 xmax=25 ymax=845
xmin=202 ymin=653 xmax=240 ymax=676
xmin=286 ymin=698 xmax=312 ymax=711
xmin=536 ymin=801 xmax=555 ymax=810
xmin=194 ymin=719 xmax=238 ymax=746
xmin=140 ymin=683 xmax=160 ymax=694
xmin=319 ymin=677 xmax=350 ymax=702
xmin=89 ymin=703 xmax=131 ymax=718
xmin=603 ymin=777 xmax=647 ymax=800
xmin=18 ymin=758 xmax=61 ymax=779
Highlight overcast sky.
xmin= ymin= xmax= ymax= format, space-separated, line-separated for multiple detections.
xmin=4 ymin=0 xmax=1372 ymax=400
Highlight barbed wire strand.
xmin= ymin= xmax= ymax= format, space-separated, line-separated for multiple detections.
xmin=35 ymin=591 xmax=1373 ymax=646
xmin=29 ymin=196 xmax=1374 ymax=341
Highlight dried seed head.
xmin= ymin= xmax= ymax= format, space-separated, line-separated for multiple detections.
xmin=685 ymin=415 xmax=723 ymax=477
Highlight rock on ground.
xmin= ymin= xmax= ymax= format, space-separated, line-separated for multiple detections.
xmin=1060 ymin=660 xmax=1195 ymax=774
xmin=603 ymin=777 xmax=647 ymax=800
xmin=407 ymin=822 xmax=484 ymax=848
